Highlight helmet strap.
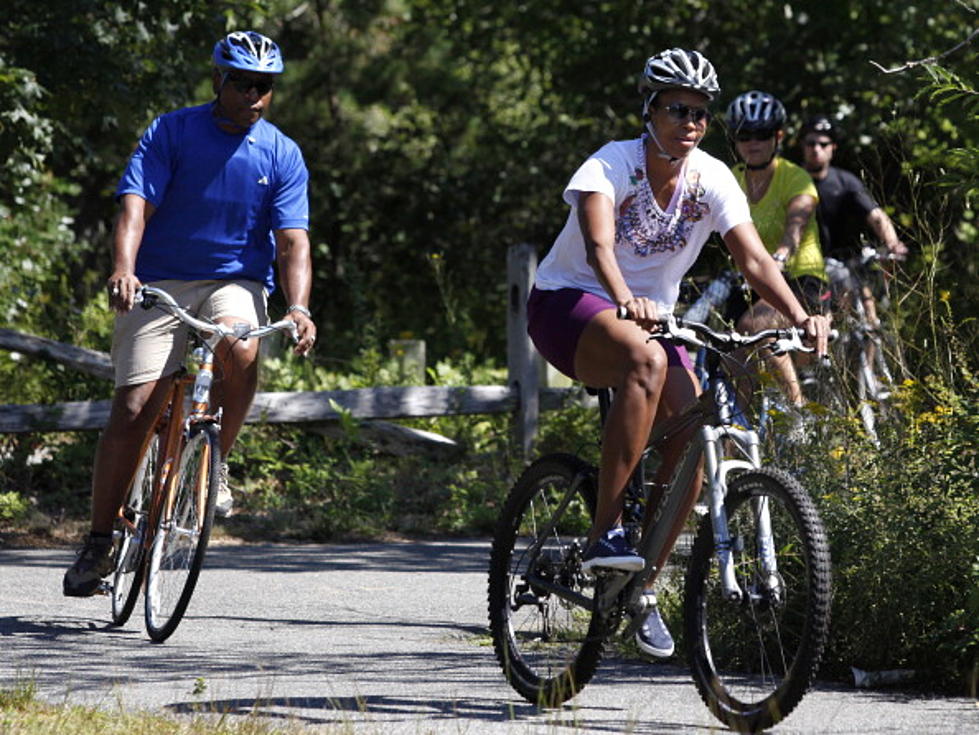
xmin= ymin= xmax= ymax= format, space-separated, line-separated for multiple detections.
xmin=642 ymin=94 xmax=684 ymax=165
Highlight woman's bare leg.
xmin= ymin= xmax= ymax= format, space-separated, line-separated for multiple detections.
xmin=573 ymin=310 xmax=669 ymax=543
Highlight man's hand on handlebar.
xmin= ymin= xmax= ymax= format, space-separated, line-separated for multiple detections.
xmin=107 ymin=272 xmax=143 ymax=314
xmin=285 ymin=309 xmax=317 ymax=357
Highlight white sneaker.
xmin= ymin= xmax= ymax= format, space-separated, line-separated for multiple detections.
xmin=215 ymin=461 xmax=234 ymax=518
xmin=635 ymin=597 xmax=675 ymax=658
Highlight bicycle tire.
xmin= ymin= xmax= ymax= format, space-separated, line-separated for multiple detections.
xmin=144 ymin=422 xmax=220 ymax=642
xmin=684 ymin=467 xmax=831 ymax=733
xmin=487 ymin=453 xmax=607 ymax=707
xmin=110 ymin=432 xmax=158 ymax=626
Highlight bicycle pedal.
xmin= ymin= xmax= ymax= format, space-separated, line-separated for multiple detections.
xmin=515 ymin=592 xmax=545 ymax=606
xmin=96 ymin=581 xmax=113 ymax=596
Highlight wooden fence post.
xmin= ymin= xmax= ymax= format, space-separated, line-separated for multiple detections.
xmin=507 ymin=243 xmax=539 ymax=458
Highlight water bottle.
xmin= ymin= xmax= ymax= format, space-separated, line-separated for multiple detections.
xmin=684 ymin=271 xmax=734 ymax=323
xmin=192 ymin=366 xmax=212 ymax=404
xmin=192 ymin=347 xmax=213 ymax=405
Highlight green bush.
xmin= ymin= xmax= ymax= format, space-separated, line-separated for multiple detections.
xmin=789 ymin=355 xmax=979 ymax=692
xmin=0 ymin=490 xmax=29 ymax=523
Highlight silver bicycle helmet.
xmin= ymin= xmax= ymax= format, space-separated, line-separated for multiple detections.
xmin=639 ymin=48 xmax=720 ymax=101
xmin=213 ymin=31 xmax=284 ymax=74
xmin=726 ymin=90 xmax=786 ymax=132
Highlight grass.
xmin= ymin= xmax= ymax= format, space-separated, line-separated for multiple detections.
xmin=0 ymin=680 xmax=362 ymax=735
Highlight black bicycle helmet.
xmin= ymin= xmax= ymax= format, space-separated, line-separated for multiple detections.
xmin=801 ymin=114 xmax=839 ymax=141
xmin=726 ymin=90 xmax=786 ymax=132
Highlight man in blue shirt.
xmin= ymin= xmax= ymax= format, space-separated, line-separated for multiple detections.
xmin=64 ymin=31 xmax=316 ymax=596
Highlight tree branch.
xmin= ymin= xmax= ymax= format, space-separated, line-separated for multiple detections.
xmin=870 ymin=27 xmax=979 ymax=74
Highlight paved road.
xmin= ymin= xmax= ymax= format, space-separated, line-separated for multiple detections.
xmin=1 ymin=540 xmax=975 ymax=734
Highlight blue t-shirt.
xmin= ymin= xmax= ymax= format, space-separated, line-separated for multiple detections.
xmin=116 ymin=102 xmax=309 ymax=292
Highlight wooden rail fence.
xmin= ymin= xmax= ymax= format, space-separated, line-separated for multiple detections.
xmin=0 ymin=245 xmax=586 ymax=455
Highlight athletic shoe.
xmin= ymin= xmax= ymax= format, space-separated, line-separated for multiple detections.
xmin=63 ymin=533 xmax=115 ymax=597
xmin=581 ymin=527 xmax=644 ymax=574
xmin=635 ymin=597 xmax=675 ymax=658
xmin=214 ymin=461 xmax=234 ymax=518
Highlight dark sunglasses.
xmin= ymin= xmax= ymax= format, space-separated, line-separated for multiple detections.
xmin=804 ymin=139 xmax=834 ymax=148
xmin=735 ymin=129 xmax=777 ymax=143
xmin=225 ymin=73 xmax=274 ymax=96
xmin=660 ymin=102 xmax=711 ymax=124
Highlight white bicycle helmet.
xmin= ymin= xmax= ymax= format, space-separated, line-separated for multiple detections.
xmin=726 ymin=90 xmax=786 ymax=132
xmin=639 ymin=48 xmax=719 ymax=164
xmin=639 ymin=48 xmax=720 ymax=101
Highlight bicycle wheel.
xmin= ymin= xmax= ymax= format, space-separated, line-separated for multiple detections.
xmin=144 ymin=422 xmax=220 ymax=642
xmin=110 ymin=432 xmax=158 ymax=626
xmin=684 ymin=467 xmax=831 ymax=733
xmin=488 ymin=453 xmax=606 ymax=707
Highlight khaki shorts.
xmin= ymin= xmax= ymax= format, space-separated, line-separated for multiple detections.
xmin=111 ymin=279 xmax=268 ymax=388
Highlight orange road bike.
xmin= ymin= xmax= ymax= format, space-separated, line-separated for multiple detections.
xmin=104 ymin=285 xmax=296 ymax=642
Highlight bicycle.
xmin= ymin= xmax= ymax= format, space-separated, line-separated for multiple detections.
xmin=104 ymin=285 xmax=297 ymax=642
xmin=684 ymin=269 xmax=810 ymax=457
xmin=822 ymin=246 xmax=907 ymax=443
xmin=487 ymin=315 xmax=832 ymax=733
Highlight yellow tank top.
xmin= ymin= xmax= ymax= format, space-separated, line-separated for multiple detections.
xmin=734 ymin=157 xmax=826 ymax=282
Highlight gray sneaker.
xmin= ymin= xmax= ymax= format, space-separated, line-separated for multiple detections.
xmin=635 ymin=596 xmax=675 ymax=658
xmin=63 ymin=533 xmax=116 ymax=597
xmin=215 ymin=461 xmax=234 ymax=518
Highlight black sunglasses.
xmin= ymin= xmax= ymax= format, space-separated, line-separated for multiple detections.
xmin=660 ymin=102 xmax=711 ymax=124
xmin=225 ymin=73 xmax=274 ymax=96
xmin=804 ymin=139 xmax=834 ymax=148
xmin=735 ymin=129 xmax=777 ymax=142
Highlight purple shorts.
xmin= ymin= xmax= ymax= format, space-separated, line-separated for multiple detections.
xmin=527 ymin=286 xmax=693 ymax=381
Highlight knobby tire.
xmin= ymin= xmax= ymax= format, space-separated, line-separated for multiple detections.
xmin=487 ymin=453 xmax=607 ymax=707
xmin=684 ymin=466 xmax=831 ymax=733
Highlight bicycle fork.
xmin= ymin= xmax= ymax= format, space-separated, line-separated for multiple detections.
xmin=702 ymin=424 xmax=779 ymax=603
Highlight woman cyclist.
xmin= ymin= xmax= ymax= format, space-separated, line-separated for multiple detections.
xmin=726 ymin=90 xmax=829 ymax=406
xmin=528 ymin=50 xmax=830 ymax=659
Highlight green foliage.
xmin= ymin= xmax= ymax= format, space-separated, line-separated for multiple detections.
xmin=786 ymin=341 xmax=979 ymax=691
xmin=0 ymin=490 xmax=30 ymax=523
xmin=0 ymin=61 xmax=53 ymax=205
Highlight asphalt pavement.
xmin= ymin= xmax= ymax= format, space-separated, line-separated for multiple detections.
xmin=1 ymin=539 xmax=975 ymax=734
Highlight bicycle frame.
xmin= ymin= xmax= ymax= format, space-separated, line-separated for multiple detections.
xmin=601 ymin=360 xmax=769 ymax=632
xmin=114 ymin=365 xmax=215 ymax=560
xmin=519 ymin=334 xmax=779 ymax=629
xmin=115 ymin=309 xmax=238 ymax=555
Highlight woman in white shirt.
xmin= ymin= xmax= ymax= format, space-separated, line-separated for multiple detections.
xmin=528 ymin=48 xmax=830 ymax=658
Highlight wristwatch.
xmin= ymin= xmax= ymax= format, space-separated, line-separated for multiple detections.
xmin=286 ymin=304 xmax=311 ymax=318
xmin=772 ymin=252 xmax=788 ymax=263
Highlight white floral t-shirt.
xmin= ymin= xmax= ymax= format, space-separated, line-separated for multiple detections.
xmin=535 ymin=137 xmax=751 ymax=313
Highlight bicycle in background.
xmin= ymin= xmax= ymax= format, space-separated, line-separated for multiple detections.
xmin=822 ymin=245 xmax=908 ymax=443
xmin=488 ymin=315 xmax=832 ymax=733
xmin=106 ymin=286 xmax=297 ymax=642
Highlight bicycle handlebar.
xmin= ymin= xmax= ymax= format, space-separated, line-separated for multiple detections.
xmin=136 ymin=286 xmax=299 ymax=343
xmin=615 ymin=306 xmax=837 ymax=356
